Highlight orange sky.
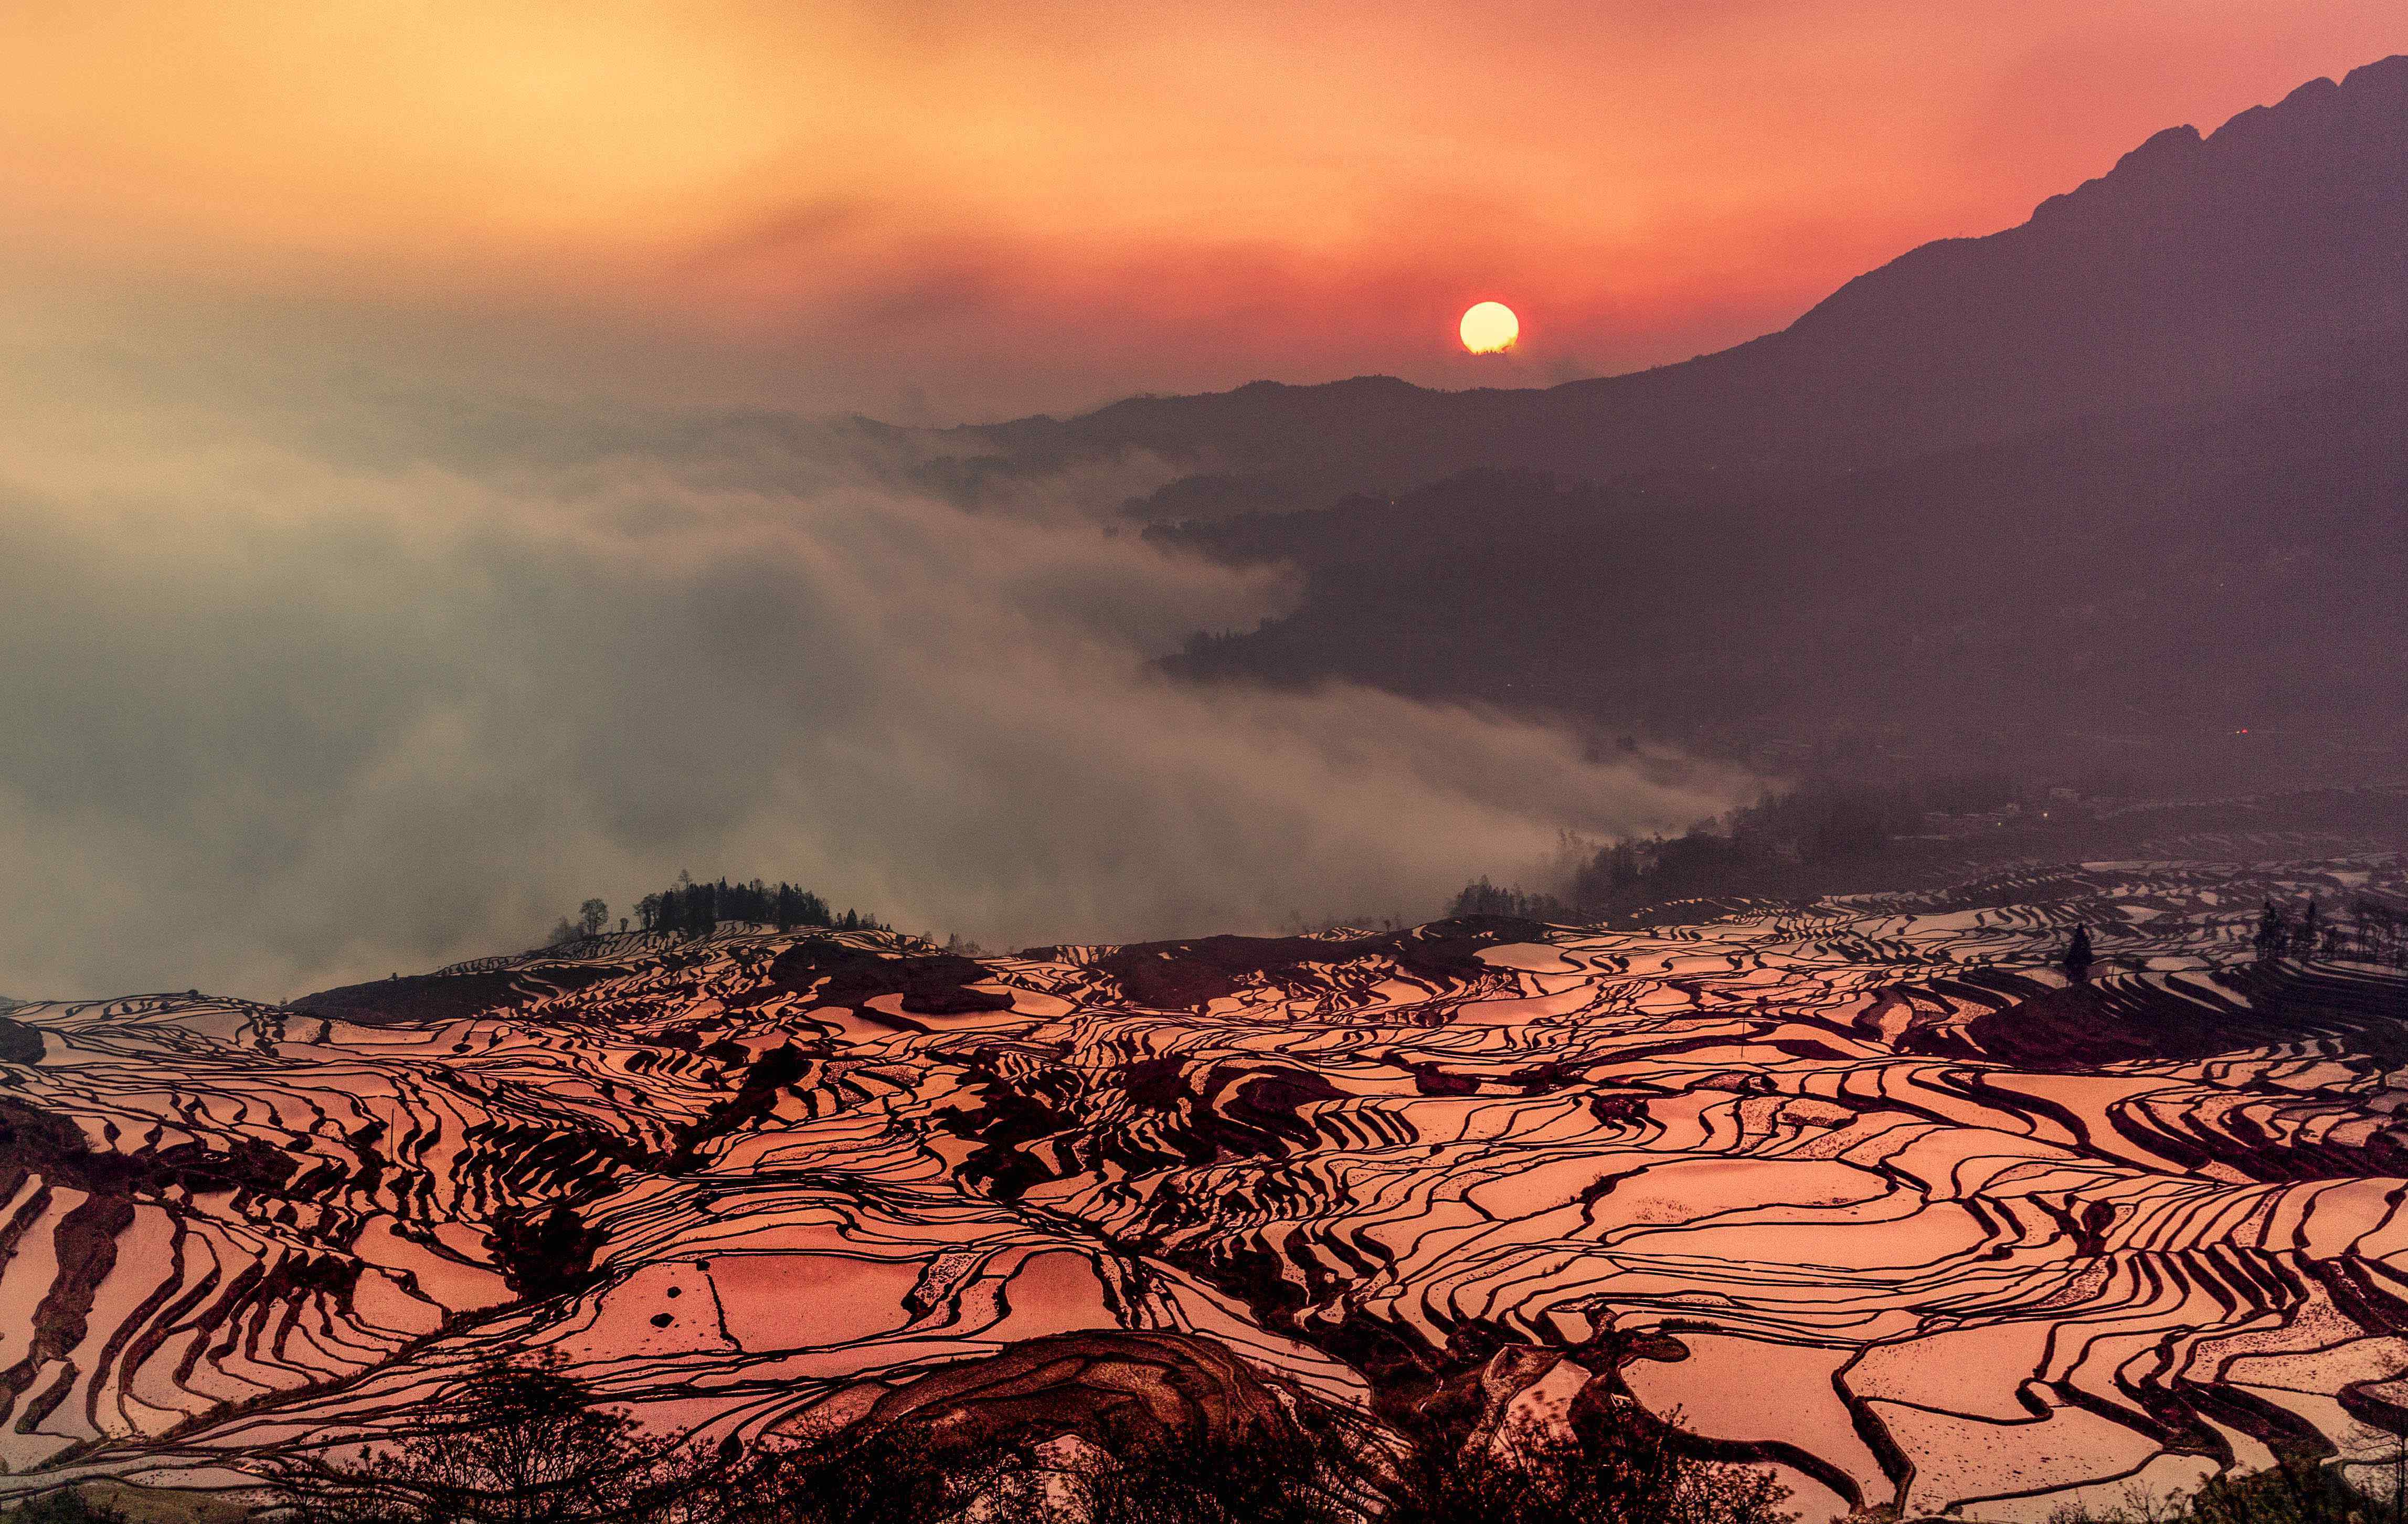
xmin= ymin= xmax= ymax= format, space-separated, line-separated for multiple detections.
xmin=2 ymin=1 xmax=2401 ymax=420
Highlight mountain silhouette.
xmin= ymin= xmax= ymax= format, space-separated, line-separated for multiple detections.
xmin=966 ymin=55 xmax=2407 ymax=507
xmin=1153 ymin=338 xmax=2406 ymax=782
xmin=967 ymin=57 xmax=2408 ymax=786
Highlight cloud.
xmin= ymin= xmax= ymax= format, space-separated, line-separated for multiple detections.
xmin=0 ymin=364 xmax=1751 ymax=1001
xmin=11 ymin=1 xmax=2402 ymax=422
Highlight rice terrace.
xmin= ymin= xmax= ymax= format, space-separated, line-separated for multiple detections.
xmin=5 ymin=826 xmax=2408 ymax=1518
xmin=4 ymin=12 xmax=2406 ymax=1524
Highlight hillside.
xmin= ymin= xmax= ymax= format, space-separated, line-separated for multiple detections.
xmin=4 ymin=858 xmax=2408 ymax=1518
xmin=927 ymin=56 xmax=2408 ymax=789
xmin=1153 ymin=334 xmax=2408 ymax=782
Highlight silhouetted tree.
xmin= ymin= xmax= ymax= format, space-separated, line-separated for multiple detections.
xmin=711 ymin=1422 xmax=1041 ymax=1524
xmin=490 ymin=1201 xmax=604 ymax=1300
xmin=1564 ymin=778 xmax=1948 ymax=911
xmin=578 ymin=899 xmax=610 ymax=938
xmin=2063 ymin=924 xmax=2095 ymax=984
xmin=1389 ymin=1405 xmax=1791 ymax=1524
xmin=2256 ymin=899 xmax=2288 ymax=963
xmin=1071 ymin=1411 xmax=1354 ymax=1524
xmin=2348 ymin=896 xmax=2408 ymax=967
xmin=2044 ymin=1449 xmax=2396 ymax=1524
xmin=1448 ymin=877 xmax=1575 ymax=922
xmin=622 ymin=877 xmax=873 ymax=940
xmin=273 ymin=1357 xmax=691 ymax=1524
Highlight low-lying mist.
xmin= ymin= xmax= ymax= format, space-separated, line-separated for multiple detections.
xmin=0 ymin=359 xmax=1755 ymax=1001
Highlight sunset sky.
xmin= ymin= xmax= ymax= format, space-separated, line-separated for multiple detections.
xmin=4 ymin=1 xmax=2401 ymax=422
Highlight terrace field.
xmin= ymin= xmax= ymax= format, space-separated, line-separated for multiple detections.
xmin=3 ymin=857 xmax=2406 ymax=1520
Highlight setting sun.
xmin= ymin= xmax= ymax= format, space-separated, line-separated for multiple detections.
xmin=1459 ymin=301 xmax=1519 ymax=354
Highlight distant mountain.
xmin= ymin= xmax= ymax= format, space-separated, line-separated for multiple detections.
xmin=988 ymin=57 xmax=2408 ymax=787
xmin=1154 ymin=329 xmax=2408 ymax=783
xmin=966 ymin=56 xmax=2408 ymax=513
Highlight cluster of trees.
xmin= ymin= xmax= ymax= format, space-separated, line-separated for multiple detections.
xmin=1449 ymin=777 xmax=2019 ymax=922
xmin=548 ymin=900 xmax=617 ymax=946
xmin=10 ymin=1356 xmax=2405 ymax=1524
xmin=215 ymin=1357 xmax=1791 ymax=1524
xmin=2254 ymin=897 xmax=2408 ymax=968
xmin=545 ymin=877 xmax=886 ymax=947
xmin=2046 ymin=1449 xmax=2407 ymax=1524
xmin=1383 ymin=1416 xmax=1790 ymax=1524
xmin=1565 ymin=778 xmax=1997 ymax=911
xmin=0 ymin=1494 xmax=126 ymax=1524
xmin=1447 ymin=879 xmax=1575 ymax=922
xmin=635 ymin=877 xmax=883 ymax=939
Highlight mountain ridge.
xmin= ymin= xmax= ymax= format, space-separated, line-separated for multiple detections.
xmin=961 ymin=54 xmax=2407 ymax=509
xmin=1021 ymin=55 xmax=2408 ymax=784
xmin=1152 ymin=326 xmax=2408 ymax=782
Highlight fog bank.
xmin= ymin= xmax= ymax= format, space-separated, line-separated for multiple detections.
xmin=0 ymin=359 xmax=1751 ymax=1000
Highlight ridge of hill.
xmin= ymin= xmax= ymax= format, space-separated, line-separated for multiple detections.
xmin=963 ymin=55 xmax=2406 ymax=517
xmin=1151 ymin=330 xmax=2408 ymax=781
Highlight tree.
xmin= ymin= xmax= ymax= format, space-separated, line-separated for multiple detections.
xmin=704 ymin=1402 xmax=1352 ymax=1524
xmin=606 ymin=877 xmax=878 ymax=941
xmin=1448 ymin=877 xmax=1574 ymax=922
xmin=0 ymin=1493 xmax=130 ymax=1524
xmin=1070 ymin=1411 xmax=1354 ymax=1524
xmin=2044 ymin=1450 xmax=2392 ymax=1524
xmin=2256 ymin=899 xmax=2287 ymax=962
xmin=1388 ymin=1405 xmax=1792 ymax=1524
xmin=274 ymin=1357 xmax=691 ymax=1524
xmin=578 ymin=899 xmax=610 ymax=938
xmin=2063 ymin=924 xmax=2095 ymax=984
xmin=491 ymin=1201 xmax=604 ymax=1299
xmin=713 ymin=1421 xmax=1041 ymax=1524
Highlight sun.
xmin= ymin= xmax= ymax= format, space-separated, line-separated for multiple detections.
xmin=1459 ymin=301 xmax=1519 ymax=354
